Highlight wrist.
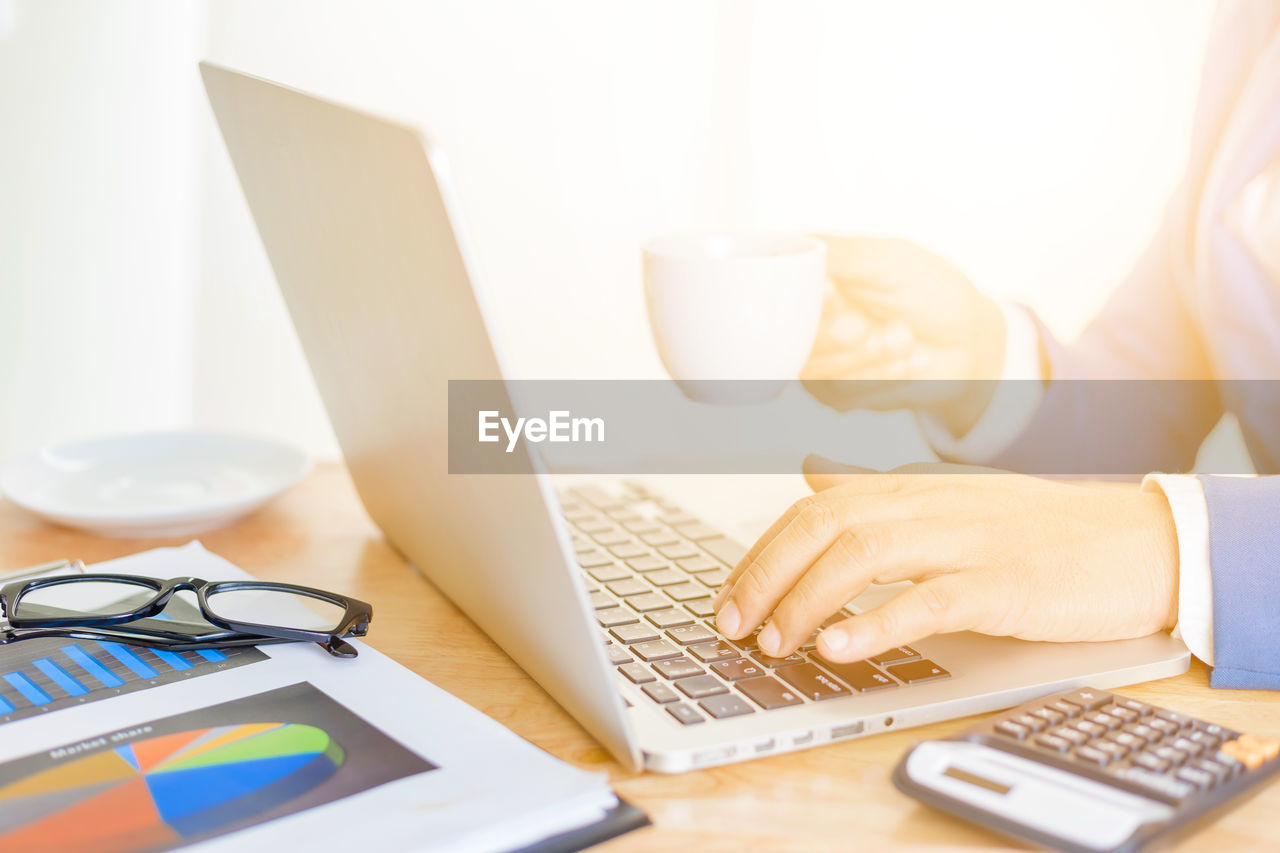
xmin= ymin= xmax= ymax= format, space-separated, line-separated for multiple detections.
xmin=930 ymin=297 xmax=1006 ymax=436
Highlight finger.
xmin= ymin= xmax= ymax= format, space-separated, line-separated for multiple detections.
xmin=712 ymin=474 xmax=905 ymax=611
xmin=801 ymin=325 xmax=918 ymax=376
xmin=712 ymin=500 xmax=811 ymax=610
xmin=815 ymin=234 xmax=910 ymax=293
xmin=716 ymin=484 xmax=920 ymax=638
xmin=815 ymin=574 xmax=976 ymax=663
xmin=809 ymin=302 xmax=875 ymax=357
xmin=758 ymin=521 xmax=942 ymax=657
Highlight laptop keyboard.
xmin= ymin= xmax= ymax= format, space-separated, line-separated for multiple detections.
xmin=560 ymin=482 xmax=951 ymax=726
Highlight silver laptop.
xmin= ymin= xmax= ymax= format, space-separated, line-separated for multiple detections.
xmin=201 ymin=63 xmax=1190 ymax=773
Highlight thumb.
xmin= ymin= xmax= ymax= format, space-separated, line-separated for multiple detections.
xmin=802 ymin=454 xmax=879 ymax=491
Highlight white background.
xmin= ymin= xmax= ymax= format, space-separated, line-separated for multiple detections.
xmin=0 ymin=0 xmax=1222 ymax=463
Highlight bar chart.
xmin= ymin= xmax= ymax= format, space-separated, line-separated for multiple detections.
xmin=0 ymin=638 xmax=267 ymax=725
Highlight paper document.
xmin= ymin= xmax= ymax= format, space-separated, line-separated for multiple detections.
xmin=0 ymin=542 xmax=620 ymax=853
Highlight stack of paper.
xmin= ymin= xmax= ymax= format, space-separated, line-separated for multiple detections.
xmin=0 ymin=542 xmax=641 ymax=853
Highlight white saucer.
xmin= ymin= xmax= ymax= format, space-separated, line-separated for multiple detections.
xmin=0 ymin=432 xmax=312 ymax=538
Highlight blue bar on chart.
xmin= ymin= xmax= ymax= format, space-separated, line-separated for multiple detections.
xmin=60 ymin=644 xmax=125 ymax=688
xmin=0 ymin=638 xmax=267 ymax=725
xmin=32 ymin=658 xmax=88 ymax=697
xmin=149 ymin=649 xmax=193 ymax=671
xmin=4 ymin=672 xmax=51 ymax=706
xmin=95 ymin=641 xmax=158 ymax=679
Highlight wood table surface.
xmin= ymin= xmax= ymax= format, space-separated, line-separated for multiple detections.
xmin=3 ymin=462 xmax=1276 ymax=852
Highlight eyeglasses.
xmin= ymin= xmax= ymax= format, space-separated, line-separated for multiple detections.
xmin=0 ymin=568 xmax=373 ymax=658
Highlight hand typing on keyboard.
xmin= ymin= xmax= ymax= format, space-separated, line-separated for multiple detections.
xmin=713 ymin=460 xmax=1179 ymax=664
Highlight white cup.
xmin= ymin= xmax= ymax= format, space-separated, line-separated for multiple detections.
xmin=643 ymin=232 xmax=826 ymax=401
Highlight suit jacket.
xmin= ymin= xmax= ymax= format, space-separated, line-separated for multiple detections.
xmin=991 ymin=1 xmax=1280 ymax=689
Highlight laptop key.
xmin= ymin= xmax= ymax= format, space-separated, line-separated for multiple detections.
xmin=738 ymin=676 xmax=804 ymax=710
xmin=750 ymin=650 xmax=805 ymax=668
xmin=643 ymin=681 xmax=680 ymax=704
xmin=632 ymin=640 xmax=683 ymax=661
xmin=820 ymin=659 xmax=897 ymax=692
xmin=646 ymin=608 xmax=695 ymax=628
xmin=624 ymin=519 xmax=662 ymax=535
xmin=606 ymin=643 xmax=632 ymax=665
xmin=576 ymin=518 xmax=613 ymax=534
xmin=611 ymin=623 xmax=660 ymax=644
xmin=869 ymin=646 xmax=920 ymax=666
xmin=588 ymin=591 xmax=616 ymax=609
xmin=579 ymin=551 xmax=617 ymax=569
xmin=699 ymin=694 xmax=755 ymax=720
xmin=593 ymin=529 xmax=632 ymax=546
xmin=684 ymin=597 xmax=716 ymax=618
xmin=627 ymin=593 xmax=672 ymax=612
xmin=666 ymin=624 xmax=718 ymax=646
xmin=665 ymin=582 xmax=707 ymax=602
xmin=627 ymin=555 xmax=668 ymax=572
xmin=674 ymin=674 xmax=729 ymax=698
xmin=659 ymin=543 xmax=700 ymax=560
xmin=588 ymin=564 xmax=630 ymax=582
xmin=675 ymin=523 xmax=720 ymax=541
xmin=777 ymin=663 xmax=850 ymax=701
xmin=700 ymin=536 xmax=748 ymax=567
xmin=666 ymin=703 xmax=705 ymax=725
xmin=606 ymin=507 xmax=642 ymax=523
xmin=709 ymin=657 xmax=767 ymax=681
xmin=885 ymin=659 xmax=950 ymax=684
xmin=689 ymin=641 xmax=740 ymax=663
xmin=596 ymin=609 xmax=638 ymax=628
xmin=609 ymin=543 xmax=649 ymax=560
xmin=646 ymin=568 xmax=688 ymax=587
xmin=619 ymin=662 xmax=656 ymax=683
xmin=642 ymin=530 xmax=680 ymax=546
xmin=573 ymin=485 xmax=625 ymax=510
xmin=677 ymin=556 xmax=720 ymax=573
xmin=606 ymin=578 xmax=650 ymax=597
xmin=696 ymin=568 xmax=731 ymax=587
xmin=652 ymin=658 xmax=703 ymax=680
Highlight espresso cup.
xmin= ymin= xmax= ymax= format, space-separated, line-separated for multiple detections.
xmin=643 ymin=232 xmax=826 ymax=401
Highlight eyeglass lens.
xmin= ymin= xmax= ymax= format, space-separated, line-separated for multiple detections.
xmin=204 ymin=587 xmax=346 ymax=633
xmin=14 ymin=579 xmax=157 ymax=621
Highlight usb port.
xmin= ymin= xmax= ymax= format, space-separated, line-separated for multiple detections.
xmin=831 ymin=721 xmax=864 ymax=739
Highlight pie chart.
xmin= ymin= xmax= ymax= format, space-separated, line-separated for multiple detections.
xmin=0 ymin=722 xmax=345 ymax=853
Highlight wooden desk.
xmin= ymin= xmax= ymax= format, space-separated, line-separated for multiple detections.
xmin=3 ymin=463 xmax=1277 ymax=851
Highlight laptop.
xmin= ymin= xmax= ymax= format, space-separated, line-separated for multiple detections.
xmin=200 ymin=63 xmax=1190 ymax=773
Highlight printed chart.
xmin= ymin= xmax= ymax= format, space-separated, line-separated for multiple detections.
xmin=0 ymin=723 xmax=343 ymax=853
xmin=0 ymin=683 xmax=436 ymax=853
xmin=0 ymin=639 xmax=267 ymax=725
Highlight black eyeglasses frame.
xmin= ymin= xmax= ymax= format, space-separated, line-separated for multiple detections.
xmin=0 ymin=573 xmax=372 ymax=658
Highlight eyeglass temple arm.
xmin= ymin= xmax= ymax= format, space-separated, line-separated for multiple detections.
xmin=321 ymin=635 xmax=359 ymax=658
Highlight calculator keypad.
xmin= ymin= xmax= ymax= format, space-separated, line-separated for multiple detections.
xmin=985 ymin=687 xmax=1279 ymax=803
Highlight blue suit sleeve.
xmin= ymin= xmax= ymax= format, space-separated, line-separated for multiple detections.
xmin=1201 ymin=475 xmax=1280 ymax=690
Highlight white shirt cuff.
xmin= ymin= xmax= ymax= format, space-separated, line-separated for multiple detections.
xmin=919 ymin=301 xmax=1045 ymax=463
xmin=1141 ymin=474 xmax=1214 ymax=665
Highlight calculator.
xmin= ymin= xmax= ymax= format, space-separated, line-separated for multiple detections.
xmin=893 ymin=687 xmax=1280 ymax=852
